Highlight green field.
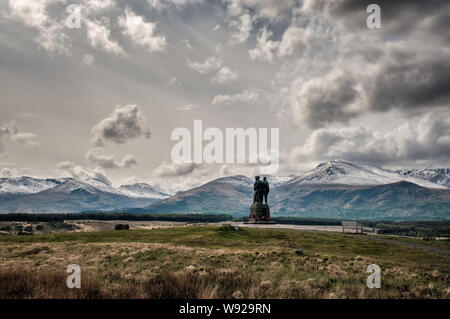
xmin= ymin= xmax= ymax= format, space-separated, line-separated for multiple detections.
xmin=0 ymin=226 xmax=449 ymax=298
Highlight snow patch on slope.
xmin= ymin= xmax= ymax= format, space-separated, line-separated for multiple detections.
xmin=289 ymin=160 xmax=446 ymax=189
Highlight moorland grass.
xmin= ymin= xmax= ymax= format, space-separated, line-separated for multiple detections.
xmin=0 ymin=226 xmax=448 ymax=298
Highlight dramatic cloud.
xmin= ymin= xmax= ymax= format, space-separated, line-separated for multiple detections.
xmin=56 ymin=161 xmax=112 ymax=185
xmin=86 ymin=19 xmax=124 ymax=55
xmin=224 ymin=0 xmax=297 ymax=22
xmin=362 ymin=45 xmax=450 ymax=113
xmin=284 ymin=68 xmax=362 ymax=128
xmin=249 ymin=26 xmax=307 ymax=62
xmin=7 ymin=0 xmax=68 ymax=54
xmin=274 ymin=0 xmax=450 ymax=129
xmin=86 ymin=148 xmax=138 ymax=168
xmin=91 ymin=104 xmax=151 ymax=147
xmin=288 ymin=112 xmax=450 ymax=167
xmin=212 ymin=89 xmax=260 ymax=105
xmin=119 ymin=8 xmax=166 ymax=53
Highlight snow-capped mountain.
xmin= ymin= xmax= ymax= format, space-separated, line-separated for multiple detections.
xmin=397 ymin=168 xmax=450 ymax=188
xmin=0 ymin=160 xmax=449 ymax=219
xmin=0 ymin=176 xmax=168 ymax=213
xmin=119 ymin=183 xmax=169 ymax=199
xmin=142 ymin=160 xmax=450 ymax=220
xmin=214 ymin=175 xmax=254 ymax=187
xmin=286 ymin=160 xmax=445 ymax=189
xmin=0 ymin=177 xmax=61 ymax=194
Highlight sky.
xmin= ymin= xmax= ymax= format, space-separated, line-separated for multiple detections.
xmin=0 ymin=0 xmax=449 ymax=193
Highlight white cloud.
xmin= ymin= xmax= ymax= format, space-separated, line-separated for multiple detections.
xmin=287 ymin=112 xmax=450 ymax=168
xmin=7 ymin=0 xmax=68 ymax=54
xmin=10 ymin=132 xmax=39 ymax=148
xmin=212 ymin=89 xmax=260 ymax=105
xmin=86 ymin=19 xmax=124 ymax=55
xmin=187 ymin=56 xmax=223 ymax=74
xmin=164 ymin=76 xmax=182 ymax=87
xmin=91 ymin=104 xmax=151 ymax=147
xmin=153 ymin=161 xmax=201 ymax=177
xmin=147 ymin=0 xmax=202 ymax=11
xmin=177 ymin=104 xmax=199 ymax=111
xmin=83 ymin=0 xmax=116 ymax=14
xmin=212 ymin=66 xmax=239 ymax=84
xmin=56 ymin=161 xmax=112 ymax=185
xmin=119 ymin=8 xmax=166 ymax=53
xmin=1 ymin=167 xmax=17 ymax=178
xmin=224 ymin=0 xmax=296 ymax=22
xmin=229 ymin=12 xmax=252 ymax=44
xmin=249 ymin=26 xmax=307 ymax=62
xmin=188 ymin=57 xmax=238 ymax=85
xmin=81 ymin=54 xmax=94 ymax=66
xmin=0 ymin=121 xmax=39 ymax=153
xmin=86 ymin=148 xmax=138 ymax=168
xmin=183 ymin=39 xmax=193 ymax=50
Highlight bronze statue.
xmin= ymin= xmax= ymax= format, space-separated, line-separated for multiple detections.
xmin=248 ymin=176 xmax=275 ymax=224
xmin=262 ymin=177 xmax=269 ymax=204
xmin=253 ymin=176 xmax=263 ymax=204
xmin=253 ymin=176 xmax=269 ymax=204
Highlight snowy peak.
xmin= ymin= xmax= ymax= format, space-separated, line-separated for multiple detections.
xmin=397 ymin=168 xmax=450 ymax=188
xmin=45 ymin=178 xmax=102 ymax=194
xmin=119 ymin=183 xmax=169 ymax=199
xmin=289 ymin=160 xmax=446 ymax=189
xmin=214 ymin=175 xmax=254 ymax=187
xmin=0 ymin=177 xmax=61 ymax=194
xmin=0 ymin=176 xmax=169 ymax=199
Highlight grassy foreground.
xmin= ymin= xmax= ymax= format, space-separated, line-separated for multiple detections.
xmin=0 ymin=225 xmax=449 ymax=298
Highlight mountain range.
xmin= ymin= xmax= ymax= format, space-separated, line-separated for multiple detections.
xmin=1 ymin=160 xmax=449 ymax=220
xmin=0 ymin=177 xmax=168 ymax=214
xmin=138 ymin=160 xmax=450 ymax=220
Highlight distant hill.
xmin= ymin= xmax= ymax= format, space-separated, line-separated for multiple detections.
xmin=136 ymin=175 xmax=254 ymax=215
xmin=0 ymin=177 xmax=168 ymax=214
xmin=1 ymin=160 xmax=449 ymax=220
xmin=397 ymin=168 xmax=450 ymax=188
xmin=140 ymin=160 xmax=450 ymax=220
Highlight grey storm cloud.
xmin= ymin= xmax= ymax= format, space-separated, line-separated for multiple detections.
xmin=285 ymin=69 xmax=361 ymax=129
xmin=91 ymin=104 xmax=151 ymax=147
xmin=364 ymin=48 xmax=450 ymax=113
xmin=288 ymin=112 xmax=450 ymax=167
xmin=279 ymin=0 xmax=450 ymax=129
xmin=311 ymin=0 xmax=450 ymax=37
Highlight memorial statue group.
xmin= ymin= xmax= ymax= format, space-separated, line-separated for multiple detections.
xmin=253 ymin=176 xmax=270 ymax=205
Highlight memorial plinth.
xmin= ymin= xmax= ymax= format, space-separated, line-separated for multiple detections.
xmin=245 ymin=203 xmax=276 ymax=224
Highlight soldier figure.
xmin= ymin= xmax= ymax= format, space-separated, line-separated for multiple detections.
xmin=262 ymin=177 xmax=269 ymax=204
xmin=253 ymin=176 xmax=263 ymax=204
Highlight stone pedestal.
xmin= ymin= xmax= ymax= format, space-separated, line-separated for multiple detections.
xmin=245 ymin=203 xmax=276 ymax=224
